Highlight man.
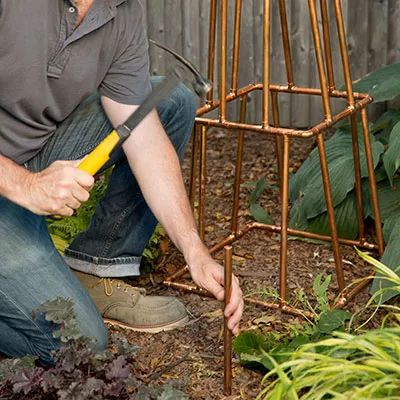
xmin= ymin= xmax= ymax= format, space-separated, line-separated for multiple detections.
xmin=0 ymin=0 xmax=243 ymax=365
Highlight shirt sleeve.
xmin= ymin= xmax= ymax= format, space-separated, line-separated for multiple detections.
xmin=99 ymin=1 xmax=151 ymax=105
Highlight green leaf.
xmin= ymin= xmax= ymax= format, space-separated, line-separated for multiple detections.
xmin=352 ymin=62 xmax=400 ymax=103
xmin=371 ymin=216 xmax=400 ymax=302
xmin=233 ymin=331 xmax=268 ymax=357
xmin=289 ymin=189 xmax=360 ymax=240
xmin=370 ymin=109 xmax=400 ymax=135
xmin=383 ymin=121 xmax=400 ymax=186
xmin=317 ymin=310 xmax=351 ymax=334
xmin=250 ymin=204 xmax=274 ymax=224
xmin=249 ymin=177 xmax=267 ymax=205
xmin=313 ymin=273 xmax=331 ymax=311
xmin=289 ymin=127 xmax=384 ymax=220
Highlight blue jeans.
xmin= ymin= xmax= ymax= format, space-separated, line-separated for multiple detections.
xmin=0 ymin=77 xmax=196 ymax=363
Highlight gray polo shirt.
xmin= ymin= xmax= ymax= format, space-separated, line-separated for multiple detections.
xmin=0 ymin=0 xmax=151 ymax=164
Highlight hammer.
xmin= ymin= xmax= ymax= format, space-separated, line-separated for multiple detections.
xmin=78 ymin=41 xmax=211 ymax=176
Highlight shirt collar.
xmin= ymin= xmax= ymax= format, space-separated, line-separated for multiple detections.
xmin=67 ymin=0 xmax=127 ymax=7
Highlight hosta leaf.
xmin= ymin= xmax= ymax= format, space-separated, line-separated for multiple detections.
xmin=383 ymin=121 xmax=400 ymax=185
xmin=371 ymin=217 xmax=400 ymax=302
xmin=370 ymin=109 xmax=400 ymax=134
xmin=289 ymin=190 xmax=359 ymax=240
xmin=352 ymin=62 xmax=400 ymax=103
xmin=289 ymin=127 xmax=384 ymax=220
xmin=250 ymin=203 xmax=274 ymax=224
xmin=317 ymin=310 xmax=351 ymax=334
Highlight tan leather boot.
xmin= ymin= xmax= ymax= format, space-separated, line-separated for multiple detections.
xmin=74 ymin=271 xmax=188 ymax=333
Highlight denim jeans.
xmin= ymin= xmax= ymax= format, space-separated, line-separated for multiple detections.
xmin=0 ymin=77 xmax=196 ymax=363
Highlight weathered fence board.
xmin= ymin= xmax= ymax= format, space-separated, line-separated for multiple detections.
xmin=144 ymin=0 xmax=400 ymax=126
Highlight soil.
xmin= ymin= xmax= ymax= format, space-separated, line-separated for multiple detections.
xmin=118 ymin=128 xmax=375 ymax=399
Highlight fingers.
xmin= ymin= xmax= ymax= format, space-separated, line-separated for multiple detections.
xmin=224 ymin=275 xmax=244 ymax=334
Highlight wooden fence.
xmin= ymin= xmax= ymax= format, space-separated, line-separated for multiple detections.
xmin=142 ymin=0 xmax=400 ymax=127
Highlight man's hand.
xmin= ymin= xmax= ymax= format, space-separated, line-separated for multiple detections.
xmin=189 ymin=257 xmax=244 ymax=335
xmin=19 ymin=160 xmax=94 ymax=216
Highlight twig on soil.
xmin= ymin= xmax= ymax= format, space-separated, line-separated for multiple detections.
xmin=145 ymin=350 xmax=192 ymax=383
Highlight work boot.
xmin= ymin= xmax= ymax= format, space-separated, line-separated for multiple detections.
xmin=74 ymin=271 xmax=189 ymax=333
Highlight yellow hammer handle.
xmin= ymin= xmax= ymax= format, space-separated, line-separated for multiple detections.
xmin=78 ymin=130 xmax=121 ymax=176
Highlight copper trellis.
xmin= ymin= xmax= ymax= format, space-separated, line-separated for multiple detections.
xmin=165 ymin=0 xmax=384 ymax=316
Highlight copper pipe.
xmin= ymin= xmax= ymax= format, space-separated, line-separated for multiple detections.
xmin=308 ymin=0 xmax=332 ymax=121
xmin=196 ymin=96 xmax=371 ymax=139
xmin=164 ymin=265 xmax=189 ymax=282
xmin=207 ymin=0 xmax=217 ymax=103
xmin=316 ymin=133 xmax=345 ymax=290
xmin=262 ymin=0 xmax=271 ymax=128
xmin=231 ymin=96 xmax=247 ymax=233
xmin=319 ymin=0 xmax=335 ymax=91
xmin=242 ymin=221 xmax=378 ymax=250
xmin=334 ymin=276 xmax=373 ymax=308
xmin=279 ymin=136 xmax=290 ymax=301
xmin=164 ymin=281 xmax=213 ymax=297
xmin=189 ymin=124 xmax=200 ymax=210
xmin=272 ymin=91 xmax=283 ymax=192
xmin=350 ymin=114 xmax=366 ymax=240
xmin=231 ymin=0 xmax=243 ymax=94
xmin=196 ymin=83 xmax=371 ymax=117
xmin=219 ymin=0 xmax=228 ymax=121
xmin=199 ymin=125 xmax=207 ymax=240
xmin=246 ymin=298 xmax=315 ymax=320
xmin=333 ymin=0 xmax=355 ymax=106
xmin=278 ymin=0 xmax=294 ymax=87
xmin=360 ymin=109 xmax=384 ymax=256
xmin=223 ymin=246 xmax=233 ymax=396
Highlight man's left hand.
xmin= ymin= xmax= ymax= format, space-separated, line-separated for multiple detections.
xmin=189 ymin=258 xmax=244 ymax=335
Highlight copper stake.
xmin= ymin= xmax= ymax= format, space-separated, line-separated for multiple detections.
xmin=223 ymin=245 xmax=233 ymax=396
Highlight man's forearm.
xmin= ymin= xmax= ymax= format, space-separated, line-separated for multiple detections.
xmin=122 ymin=110 xmax=209 ymax=263
xmin=101 ymin=96 xmax=209 ymax=264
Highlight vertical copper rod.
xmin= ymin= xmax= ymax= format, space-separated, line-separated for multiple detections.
xmin=279 ymin=136 xmax=290 ymax=301
xmin=189 ymin=124 xmax=200 ymax=210
xmin=231 ymin=0 xmax=243 ymax=94
xmin=219 ymin=0 xmax=228 ymax=121
xmin=333 ymin=0 xmax=355 ymax=106
xmin=231 ymin=96 xmax=247 ymax=233
xmin=319 ymin=0 xmax=335 ymax=91
xmin=308 ymin=0 xmax=332 ymax=121
xmin=272 ymin=91 xmax=283 ymax=193
xmin=198 ymin=125 xmax=207 ymax=240
xmin=334 ymin=0 xmax=365 ymax=239
xmin=223 ymin=245 xmax=233 ymax=396
xmin=207 ymin=0 xmax=218 ymax=103
xmin=278 ymin=0 xmax=294 ymax=87
xmin=350 ymin=114 xmax=366 ymax=240
xmin=360 ymin=109 xmax=384 ymax=256
xmin=316 ymin=133 xmax=345 ymax=290
xmin=262 ymin=0 xmax=271 ymax=128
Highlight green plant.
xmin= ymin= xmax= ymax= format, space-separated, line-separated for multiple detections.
xmin=0 ymin=298 xmax=188 ymax=400
xmin=235 ymin=251 xmax=400 ymax=399
xmin=243 ymin=177 xmax=274 ymax=224
xmin=288 ymin=61 xmax=400 ymax=301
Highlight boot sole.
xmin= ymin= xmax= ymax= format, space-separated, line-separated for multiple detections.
xmin=103 ymin=315 xmax=189 ymax=333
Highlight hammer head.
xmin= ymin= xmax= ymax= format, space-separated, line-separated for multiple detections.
xmin=192 ymin=76 xmax=213 ymax=99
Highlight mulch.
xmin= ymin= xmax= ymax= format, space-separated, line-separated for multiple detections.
xmin=119 ymin=128 xmax=375 ymax=399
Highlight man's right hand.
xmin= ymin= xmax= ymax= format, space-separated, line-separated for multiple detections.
xmin=19 ymin=160 xmax=94 ymax=216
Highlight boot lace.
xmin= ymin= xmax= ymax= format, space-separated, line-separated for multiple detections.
xmin=100 ymin=278 xmax=146 ymax=298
